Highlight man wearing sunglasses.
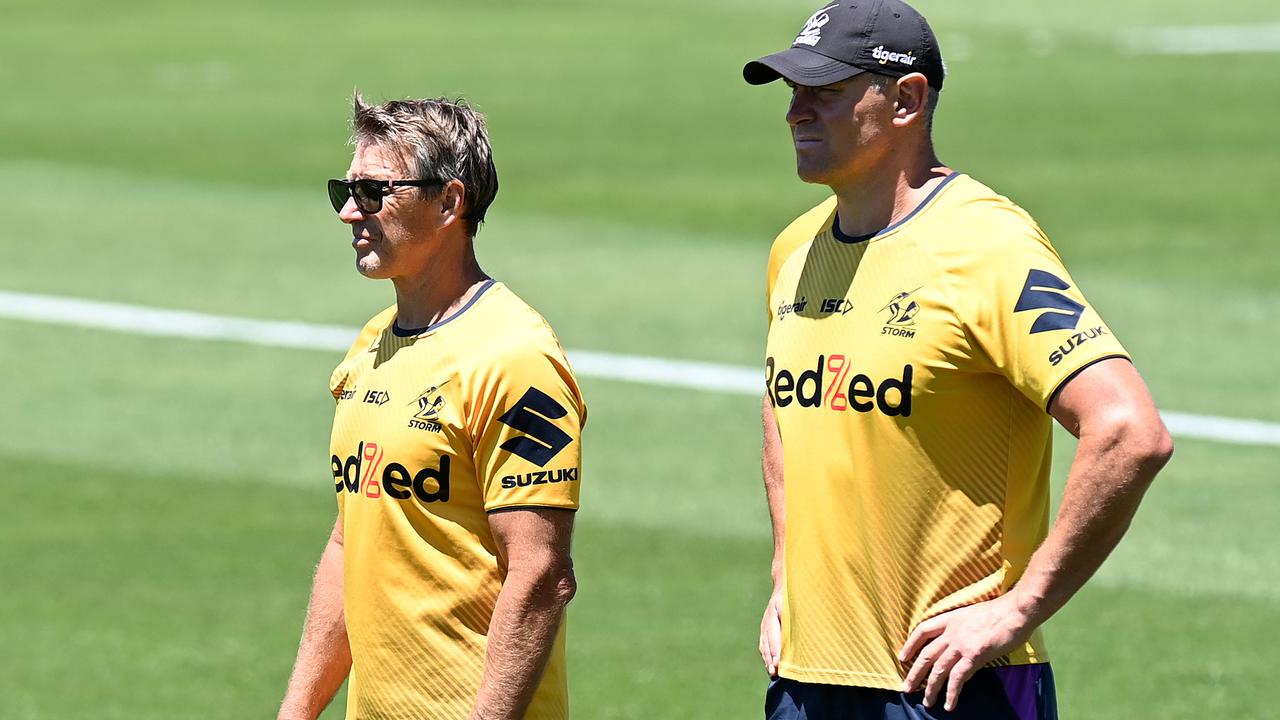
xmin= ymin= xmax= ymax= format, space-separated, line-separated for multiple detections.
xmin=280 ymin=94 xmax=586 ymax=720
xmin=745 ymin=1 xmax=1173 ymax=718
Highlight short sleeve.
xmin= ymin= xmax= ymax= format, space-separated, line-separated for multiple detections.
xmin=766 ymin=197 xmax=837 ymax=326
xmin=468 ymin=340 xmax=586 ymax=512
xmin=330 ymin=305 xmax=395 ymax=401
xmin=962 ymin=221 xmax=1129 ymax=410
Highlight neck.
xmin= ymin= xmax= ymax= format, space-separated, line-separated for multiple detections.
xmin=391 ymin=239 xmax=490 ymax=330
xmin=830 ymin=150 xmax=950 ymax=238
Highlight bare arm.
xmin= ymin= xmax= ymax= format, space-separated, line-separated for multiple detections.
xmin=901 ymin=358 xmax=1173 ymax=711
xmin=469 ymin=508 xmax=577 ymax=720
xmin=279 ymin=516 xmax=352 ymax=720
xmin=759 ymin=395 xmax=786 ymax=676
xmin=762 ymin=395 xmax=786 ymax=584
xmin=1014 ymin=358 xmax=1173 ymax=624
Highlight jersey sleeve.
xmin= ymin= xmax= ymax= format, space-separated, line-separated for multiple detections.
xmin=960 ymin=213 xmax=1129 ymax=410
xmin=766 ymin=196 xmax=837 ymax=326
xmin=467 ymin=335 xmax=586 ymax=512
xmin=329 ymin=305 xmax=395 ymax=401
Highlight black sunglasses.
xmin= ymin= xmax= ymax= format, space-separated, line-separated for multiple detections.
xmin=327 ymin=178 xmax=444 ymax=214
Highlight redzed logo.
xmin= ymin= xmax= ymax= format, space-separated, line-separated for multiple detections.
xmin=332 ymin=441 xmax=451 ymax=503
xmin=765 ymin=354 xmax=913 ymax=416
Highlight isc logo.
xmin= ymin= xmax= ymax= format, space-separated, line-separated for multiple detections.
xmin=332 ymin=441 xmax=450 ymax=503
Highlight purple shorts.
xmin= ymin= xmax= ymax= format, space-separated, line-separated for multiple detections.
xmin=765 ymin=664 xmax=1057 ymax=720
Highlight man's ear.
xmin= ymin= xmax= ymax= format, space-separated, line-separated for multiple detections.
xmin=437 ymin=179 xmax=467 ymax=231
xmin=891 ymin=73 xmax=930 ymax=128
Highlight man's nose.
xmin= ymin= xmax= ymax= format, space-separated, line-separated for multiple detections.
xmin=786 ymin=90 xmax=813 ymax=128
xmin=337 ymin=196 xmax=365 ymax=225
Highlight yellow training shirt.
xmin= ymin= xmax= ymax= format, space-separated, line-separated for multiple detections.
xmin=765 ymin=174 xmax=1128 ymax=689
xmin=328 ymin=280 xmax=585 ymax=719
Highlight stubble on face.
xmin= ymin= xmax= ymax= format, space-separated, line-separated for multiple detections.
xmin=788 ymin=76 xmax=893 ymax=187
xmin=344 ymin=143 xmax=431 ymax=280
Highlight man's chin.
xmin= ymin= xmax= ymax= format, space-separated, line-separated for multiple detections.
xmin=355 ymin=256 xmax=392 ymax=280
xmin=795 ymin=164 xmax=833 ymax=185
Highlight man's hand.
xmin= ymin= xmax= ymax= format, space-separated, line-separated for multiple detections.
xmin=758 ymin=586 xmax=784 ymax=676
xmin=898 ymin=594 xmax=1031 ymax=712
xmin=759 ymin=394 xmax=786 ymax=678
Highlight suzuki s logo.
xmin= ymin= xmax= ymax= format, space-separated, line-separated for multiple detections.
xmin=794 ymin=4 xmax=837 ymax=47
xmin=765 ymin=355 xmax=913 ymax=417
xmin=497 ymin=388 xmax=573 ymax=467
xmin=1015 ymin=269 xmax=1085 ymax=333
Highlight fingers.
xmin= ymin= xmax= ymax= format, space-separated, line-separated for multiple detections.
xmin=760 ymin=600 xmax=782 ymax=676
xmin=901 ymin=636 xmax=944 ymax=694
xmin=758 ymin=613 xmax=770 ymax=672
xmin=898 ymin=617 xmax=943 ymax=665
xmin=904 ymin=640 xmax=967 ymax=709
xmin=922 ymin=649 xmax=960 ymax=708
xmin=944 ymin=657 xmax=978 ymax=712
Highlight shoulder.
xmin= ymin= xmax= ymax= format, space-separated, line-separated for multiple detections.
xmin=461 ymin=283 xmax=585 ymax=416
xmin=464 ymin=283 xmax=577 ymax=382
xmin=925 ymin=175 xmax=1060 ymax=275
xmin=348 ymin=305 xmax=397 ymax=357
xmin=475 ymin=283 xmax=569 ymax=358
xmin=329 ymin=304 xmax=396 ymax=398
xmin=767 ymin=196 xmax=837 ymax=293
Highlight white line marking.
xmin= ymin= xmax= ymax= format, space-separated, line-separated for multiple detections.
xmin=1123 ymin=23 xmax=1280 ymax=55
xmin=2 ymin=290 xmax=1278 ymax=447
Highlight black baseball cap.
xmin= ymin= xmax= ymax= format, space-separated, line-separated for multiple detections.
xmin=743 ymin=0 xmax=944 ymax=90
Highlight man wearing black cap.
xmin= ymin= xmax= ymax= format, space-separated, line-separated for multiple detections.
xmin=746 ymin=1 xmax=1173 ymax=718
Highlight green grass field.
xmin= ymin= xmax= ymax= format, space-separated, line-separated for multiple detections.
xmin=2 ymin=1 xmax=1278 ymax=718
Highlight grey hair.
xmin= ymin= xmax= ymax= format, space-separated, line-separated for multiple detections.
xmin=351 ymin=91 xmax=499 ymax=237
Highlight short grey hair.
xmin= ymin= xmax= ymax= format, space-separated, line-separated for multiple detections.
xmin=352 ymin=91 xmax=499 ymax=237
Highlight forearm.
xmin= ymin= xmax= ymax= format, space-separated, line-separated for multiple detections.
xmin=279 ymin=536 xmax=351 ymax=720
xmin=762 ymin=395 xmax=786 ymax=585
xmin=469 ymin=566 xmax=575 ymax=720
xmin=1008 ymin=418 xmax=1172 ymax=627
xmin=898 ymin=361 xmax=1173 ymax=710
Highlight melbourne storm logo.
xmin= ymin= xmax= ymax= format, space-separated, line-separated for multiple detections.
xmin=794 ymin=4 xmax=837 ymax=47
xmin=880 ymin=288 xmax=921 ymax=338
xmin=1015 ymin=269 xmax=1085 ymax=333
xmin=407 ymin=381 xmax=449 ymax=432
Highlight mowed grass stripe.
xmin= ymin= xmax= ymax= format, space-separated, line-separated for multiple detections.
xmin=1122 ymin=23 xmax=1280 ymax=55
xmin=3 ymin=451 xmax=1274 ymax=720
xmin=4 ymin=289 xmax=1277 ymax=448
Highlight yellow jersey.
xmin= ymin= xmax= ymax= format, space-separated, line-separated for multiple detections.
xmin=765 ymin=174 xmax=1128 ymax=689
xmin=328 ymin=280 xmax=585 ymax=719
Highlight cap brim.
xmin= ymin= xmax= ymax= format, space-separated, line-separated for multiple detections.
xmin=743 ymin=47 xmax=867 ymax=86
